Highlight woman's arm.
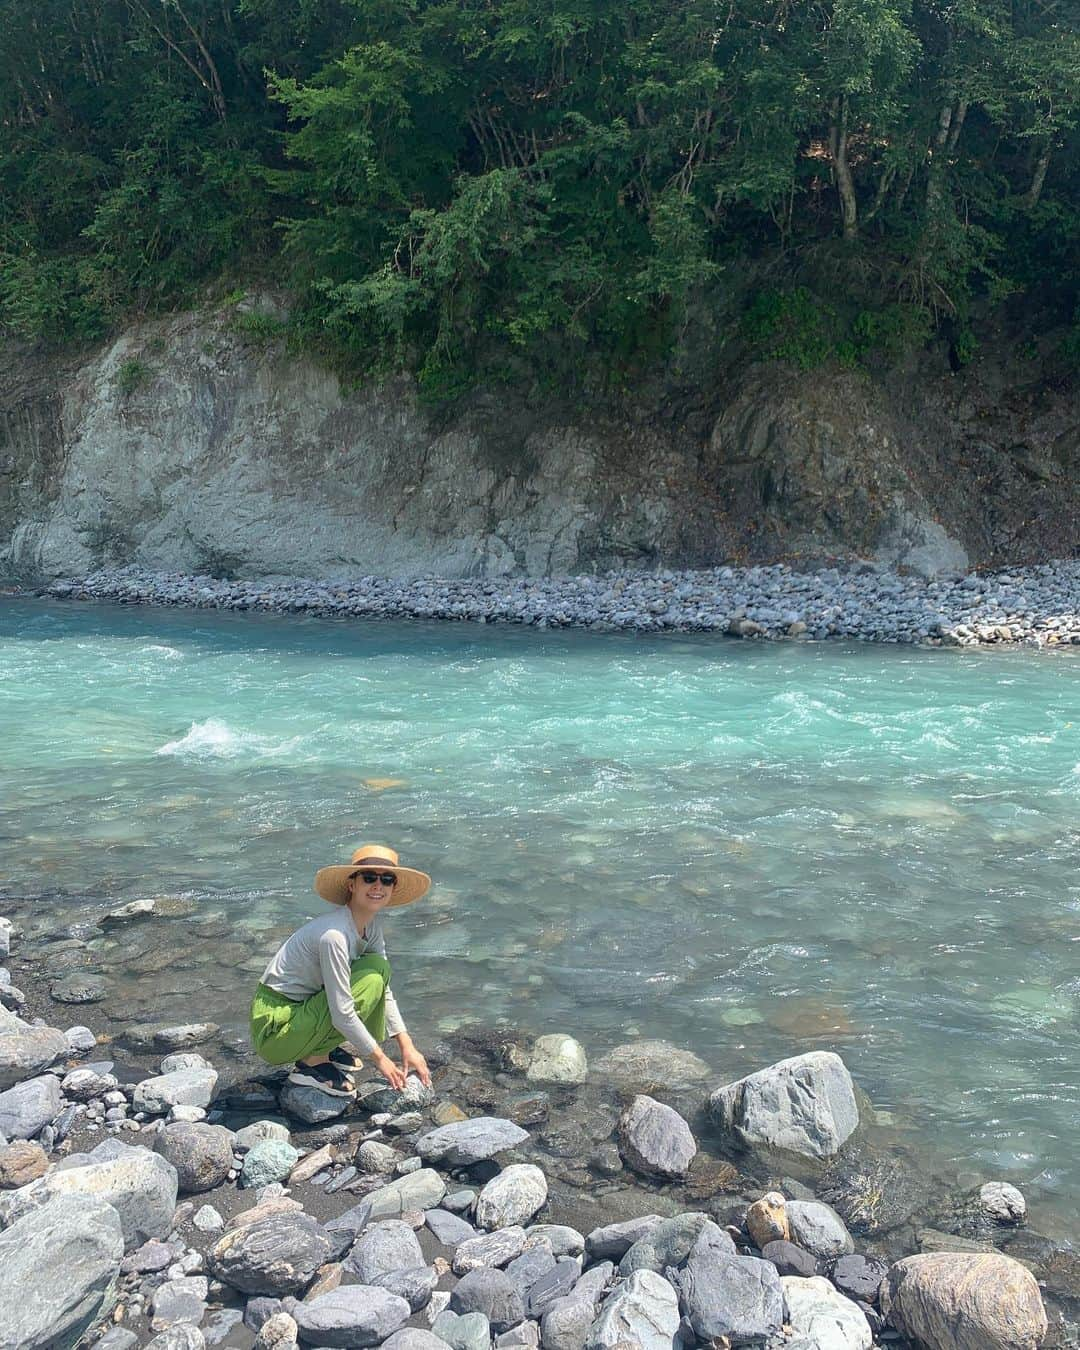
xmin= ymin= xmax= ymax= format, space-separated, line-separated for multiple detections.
xmin=368 ymin=922 xmax=431 ymax=1087
xmin=318 ymin=934 xmax=405 ymax=1088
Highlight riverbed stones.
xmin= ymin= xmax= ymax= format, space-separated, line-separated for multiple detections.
xmin=150 ymin=1276 xmax=209 ymax=1331
xmin=592 ymin=1040 xmax=710 ymax=1089
xmin=881 ymin=1251 xmax=1048 ymax=1350
xmin=416 ymin=1117 xmax=530 ymax=1166
xmin=50 ymin=972 xmax=107 ymax=1004
xmin=0 ymin=1073 xmax=60 ymax=1140
xmin=278 ymin=1077 xmax=350 ymax=1124
xmin=357 ymin=1140 xmax=400 ymax=1175
xmin=762 ymin=1239 xmax=818 ymax=1277
xmin=616 ymin=1094 xmax=696 ymax=1180
xmin=979 ymin=1180 xmax=1027 ymax=1224
xmin=0 ymin=1024 xmax=67 ymax=1090
xmin=476 ymin=1164 xmax=548 ymax=1230
xmin=451 ymin=1268 xmax=525 ymax=1334
xmin=781 ymin=1275 xmax=872 ymax=1349
xmin=785 ymin=1200 xmax=855 ymax=1260
xmin=0 ymin=1193 xmax=124 ymax=1350
xmin=831 ymin=1252 xmax=888 ymax=1304
xmin=346 ymin=1220 xmax=425 ymax=1282
xmin=134 ymin=1068 xmax=218 ymax=1116
xmin=290 ymin=1285 xmax=411 ymax=1346
xmin=154 ymin=1121 xmax=235 ymax=1193
xmin=207 ymin=1211 xmax=338 ymax=1295
xmin=0 ymin=1138 xmax=48 ymax=1187
xmin=371 ymin=1263 xmax=440 ymax=1312
xmin=671 ymin=1248 xmax=784 ymax=1343
xmin=159 ymin=1053 xmax=212 ymax=1074
xmin=585 ymin=1215 xmax=665 ymax=1262
xmin=240 ymin=1139 xmax=299 ymax=1189
xmin=125 ymin=1023 xmax=220 ymax=1051
xmin=235 ymin=1120 xmax=290 ymax=1150
xmin=709 ymin=1051 xmax=859 ymax=1160
xmin=747 ymin=1191 xmax=790 ymax=1246
xmin=453 ymin=1226 xmax=528 ymax=1275
xmin=619 ymin=1212 xmax=732 ymax=1276
xmin=426 ymin=1208 xmax=477 ymax=1246
xmin=585 ymin=1268 xmax=680 ymax=1348
xmin=526 ymin=1035 xmax=587 ymax=1085
xmin=0 ymin=1143 xmax=179 ymax=1249
xmin=432 ymin=1309 xmax=491 ymax=1349
xmin=382 ymin=1333 xmax=454 ymax=1350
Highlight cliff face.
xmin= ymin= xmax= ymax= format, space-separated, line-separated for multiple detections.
xmin=1 ymin=302 xmax=1076 ymax=583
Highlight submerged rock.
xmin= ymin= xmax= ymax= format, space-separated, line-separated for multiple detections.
xmin=592 ymin=1040 xmax=710 ymax=1088
xmin=526 ymin=1035 xmax=588 ymax=1085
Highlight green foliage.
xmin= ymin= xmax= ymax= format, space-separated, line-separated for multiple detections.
xmin=114 ymin=358 xmax=152 ymax=395
xmin=743 ymin=289 xmax=842 ymax=368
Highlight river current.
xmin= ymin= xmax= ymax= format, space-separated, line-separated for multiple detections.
xmin=2 ymin=598 xmax=1078 ymax=1231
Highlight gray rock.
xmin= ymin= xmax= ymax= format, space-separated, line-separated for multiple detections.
xmin=356 ymin=1140 xmax=400 ymax=1174
xmin=425 ymin=1208 xmax=478 ymax=1246
xmin=592 ymin=1041 xmax=710 ymax=1089
xmin=476 ymin=1164 xmax=548 ymax=1231
xmin=432 ymin=1309 xmax=491 ymax=1350
xmin=619 ymin=1213 xmax=731 ymax=1276
xmin=291 ymin=1284 xmax=411 ymax=1347
xmin=584 ymin=1269 xmax=680 ymax=1348
xmin=346 ymin=1219 xmax=425 ymax=1282
xmin=150 ymin=1276 xmax=209 ymax=1331
xmin=126 ymin=1024 xmax=219 ymax=1051
xmin=371 ymin=1264 xmax=439 ymax=1312
xmin=453 ymin=1226 xmax=528 ymax=1275
xmin=880 ymin=1251 xmax=1048 ymax=1350
xmin=121 ymin=1238 xmax=178 ymax=1273
xmin=62 ymin=1067 xmax=118 ymax=1101
xmin=331 ymin=1170 xmax=447 ymax=1232
xmin=94 ymin=1330 xmax=140 ymax=1350
xmin=0 ymin=1193 xmax=123 ymax=1350
xmin=100 ymin=899 xmax=156 ymax=925
xmin=235 ymin=1120 xmax=291 ymax=1150
xmin=585 ymin=1216 xmax=665 ymax=1262
xmin=504 ymin=1241 xmax=557 ymax=1298
xmin=526 ymin=1036 xmax=587 ymax=1085
xmin=358 ymin=1075 xmax=435 ymax=1115
xmin=50 ymin=973 xmax=108 ymax=1005
xmin=451 ymin=1268 xmax=526 ymax=1335
xmin=831 ymin=1252 xmax=887 ymax=1303
xmin=417 ymin=1117 xmax=530 ymax=1166
xmin=240 ymin=1139 xmax=300 ymax=1189
xmin=64 ymin=1025 xmax=98 ymax=1054
xmin=381 ymin=1333 xmax=453 ymax=1350
xmin=524 ymin=1258 xmax=581 ymax=1320
xmin=780 ymin=1275 xmax=872 ymax=1349
xmin=785 ymin=1201 xmax=855 ymax=1261
xmin=278 ymin=1078 xmax=351 ymax=1124
xmin=708 ymin=1051 xmax=859 ymax=1161
xmin=761 ymin=1239 xmax=817 ymax=1277
xmin=979 ymin=1181 xmax=1027 ymax=1224
xmin=671 ymin=1249 xmax=784 ymax=1342
xmin=159 ymin=1053 xmax=212 ymax=1075
xmin=0 ymin=1074 xmax=61 ymax=1140
xmin=144 ymin=1329 xmax=206 ymax=1350
xmin=193 ymin=1204 xmax=224 ymax=1233
xmin=201 ymin=1309 xmax=244 ymax=1346
xmin=206 ymin=1212 xmax=338 ymax=1295
xmin=526 ymin=1224 xmax=584 ymax=1258
xmin=0 ymin=1025 xmax=67 ymax=1090
xmin=154 ymin=1122 xmax=235 ymax=1194
xmin=616 ymin=1096 xmax=696 ymax=1179
xmin=0 ymin=1142 xmax=178 ymax=1250
xmin=134 ymin=1069 xmax=218 ymax=1116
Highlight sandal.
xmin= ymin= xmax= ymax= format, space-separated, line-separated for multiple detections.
xmin=329 ymin=1045 xmax=365 ymax=1072
xmin=288 ymin=1061 xmax=355 ymax=1097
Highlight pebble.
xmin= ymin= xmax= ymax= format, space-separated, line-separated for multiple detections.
xmin=44 ymin=559 xmax=1080 ymax=646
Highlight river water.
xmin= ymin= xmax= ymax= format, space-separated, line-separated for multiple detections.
xmin=2 ymin=598 xmax=1078 ymax=1231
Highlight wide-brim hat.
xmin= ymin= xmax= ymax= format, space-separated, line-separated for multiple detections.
xmin=315 ymin=844 xmax=431 ymax=908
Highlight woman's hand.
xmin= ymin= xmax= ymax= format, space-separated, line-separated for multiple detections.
xmin=400 ymin=1043 xmax=431 ymax=1087
xmin=371 ymin=1048 xmax=407 ymax=1091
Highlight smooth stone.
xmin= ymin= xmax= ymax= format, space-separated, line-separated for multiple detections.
xmin=278 ymin=1078 xmax=350 ymax=1124
xmin=370 ymin=1263 xmax=439 ymax=1312
xmin=786 ymin=1201 xmax=855 ymax=1261
xmin=476 ymin=1164 xmax=548 ymax=1231
xmin=584 ymin=1268 xmax=680 ymax=1348
xmin=0 ymin=1141 xmax=178 ymax=1250
xmin=0 ymin=1074 xmax=62 ymax=1140
xmin=450 ymin=1267 xmax=526 ymax=1335
xmin=358 ymin=1075 xmax=435 ymax=1115
xmin=207 ymin=1212 xmax=339 ymax=1295
xmin=882 ymin=1252 xmax=1048 ymax=1350
xmin=526 ymin=1224 xmax=584 ymax=1258
xmin=781 ymin=1275 xmax=873 ymax=1349
xmin=616 ymin=1095 xmax=696 ymax=1179
xmin=50 ymin=973 xmax=108 ymax=1004
xmin=65 ymin=1026 xmax=99 ymax=1054
xmin=425 ymin=1208 xmax=478 ymax=1246
xmin=0 ymin=1026 xmax=68 ymax=1090
xmin=382 ymin=1333 xmax=453 ymax=1349
xmin=346 ymin=1219 xmax=425 ymax=1282
xmin=432 ymin=1309 xmax=491 ymax=1350
xmin=746 ymin=1192 xmax=790 ymax=1247
xmin=134 ymin=1069 xmax=218 ymax=1117
xmin=144 ymin=1326 xmax=205 ymax=1349
xmin=0 ymin=1193 xmax=124 ymax=1349
xmin=592 ymin=1040 xmax=710 ymax=1088
xmin=619 ymin=1213 xmax=732 ymax=1276
xmin=193 ymin=1204 xmax=224 ymax=1233
xmin=671 ymin=1249 xmax=784 ymax=1343
xmin=708 ymin=1051 xmax=859 ymax=1161
xmin=290 ymin=1284 xmax=411 ymax=1347
xmin=831 ymin=1252 xmax=888 ymax=1303
xmin=62 ymin=1068 xmax=117 ymax=1101
xmin=154 ymin=1122 xmax=235 ymax=1194
xmin=585 ymin=1215 xmax=665 ymax=1262
xmin=150 ymin=1276 xmax=209 ymax=1331
xmin=453 ymin=1226 xmax=528 ymax=1276
xmin=240 ymin=1139 xmax=300 ymax=1189
xmin=168 ymin=1105 xmax=208 ymax=1124
xmin=524 ymin=1257 xmax=580 ymax=1319
xmin=121 ymin=1239 xmax=179 ymax=1274
xmin=416 ymin=1117 xmax=530 ymax=1166
xmin=526 ymin=1036 xmax=587 ymax=1085
xmin=979 ymin=1181 xmax=1026 ymax=1224
xmin=443 ymin=1189 xmax=476 ymax=1214
xmin=160 ymin=1054 xmax=212 ymax=1074
xmin=761 ymin=1239 xmax=817 ymax=1277
xmin=356 ymin=1140 xmax=400 ymax=1175
xmin=100 ymin=899 xmax=157 ymax=925
xmin=235 ymin=1120 xmax=291 ymax=1149
xmin=0 ymin=1139 xmax=49 ymax=1188
xmin=503 ymin=1240 xmax=557 ymax=1298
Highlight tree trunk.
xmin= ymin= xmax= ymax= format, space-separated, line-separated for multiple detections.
xmin=1022 ymin=146 xmax=1051 ymax=211
xmin=829 ymin=97 xmax=858 ymax=241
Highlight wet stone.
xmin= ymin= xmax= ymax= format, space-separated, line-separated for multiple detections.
xmin=50 ymin=973 xmax=108 ymax=1004
xmin=831 ymin=1252 xmax=888 ymax=1303
xmin=761 ymin=1239 xmax=818 ymax=1277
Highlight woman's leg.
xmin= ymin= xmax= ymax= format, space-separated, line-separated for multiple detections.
xmin=298 ymin=955 xmax=391 ymax=1064
xmin=251 ymin=956 xmax=391 ymax=1068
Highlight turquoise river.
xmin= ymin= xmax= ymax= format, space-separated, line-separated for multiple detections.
xmin=1 ymin=598 xmax=1078 ymax=1232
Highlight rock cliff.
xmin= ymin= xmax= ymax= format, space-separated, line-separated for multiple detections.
xmin=1 ymin=302 xmax=1076 ymax=583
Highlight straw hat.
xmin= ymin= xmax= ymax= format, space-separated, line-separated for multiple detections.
xmin=315 ymin=845 xmax=431 ymax=908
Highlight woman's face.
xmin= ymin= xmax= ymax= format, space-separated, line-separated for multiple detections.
xmin=348 ymin=869 xmax=397 ymax=910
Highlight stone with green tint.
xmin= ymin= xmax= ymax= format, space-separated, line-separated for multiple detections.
xmin=239 ymin=1139 xmax=299 ymax=1189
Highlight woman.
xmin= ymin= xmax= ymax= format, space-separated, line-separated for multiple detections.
xmin=250 ymin=844 xmax=432 ymax=1097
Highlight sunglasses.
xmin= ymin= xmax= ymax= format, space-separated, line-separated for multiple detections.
xmin=353 ymin=870 xmax=398 ymax=887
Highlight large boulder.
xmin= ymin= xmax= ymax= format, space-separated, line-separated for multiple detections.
xmin=785 ymin=1201 xmax=855 ymax=1261
xmin=0 ymin=1193 xmax=124 ymax=1350
xmin=475 ymin=1164 xmax=548 ymax=1230
xmin=0 ymin=1025 xmax=67 ymax=1090
xmin=880 ymin=1252 xmax=1048 ymax=1350
xmin=345 ymin=1221 xmax=425 ymax=1283
xmin=671 ymin=1249 xmax=784 ymax=1343
xmin=0 ymin=1143 xmax=178 ymax=1250
xmin=207 ymin=1212 xmax=339 ymax=1296
xmin=781 ymin=1275 xmax=872 ymax=1349
xmin=415 ymin=1117 xmax=529 ymax=1166
xmin=584 ymin=1269 xmax=680 ymax=1348
xmin=133 ymin=1068 xmax=217 ymax=1116
xmin=0 ymin=1074 xmax=61 ymax=1139
xmin=290 ymin=1285 xmax=411 ymax=1347
xmin=153 ymin=1122 xmax=234 ymax=1194
xmin=450 ymin=1267 xmax=526 ymax=1335
xmin=616 ymin=1095 xmax=696 ymax=1179
xmin=326 ymin=1170 xmax=446 ymax=1239
xmin=708 ymin=1051 xmax=859 ymax=1160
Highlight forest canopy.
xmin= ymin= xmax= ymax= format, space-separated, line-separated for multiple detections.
xmin=1 ymin=0 xmax=1077 ymax=388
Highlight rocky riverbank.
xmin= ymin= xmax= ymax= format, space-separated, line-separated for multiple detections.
xmin=37 ymin=558 xmax=1080 ymax=646
xmin=0 ymin=895 xmax=1076 ymax=1349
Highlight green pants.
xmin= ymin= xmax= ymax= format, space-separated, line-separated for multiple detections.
xmin=250 ymin=954 xmax=390 ymax=1065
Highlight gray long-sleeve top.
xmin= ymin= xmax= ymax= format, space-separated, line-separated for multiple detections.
xmin=259 ymin=908 xmax=407 ymax=1056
